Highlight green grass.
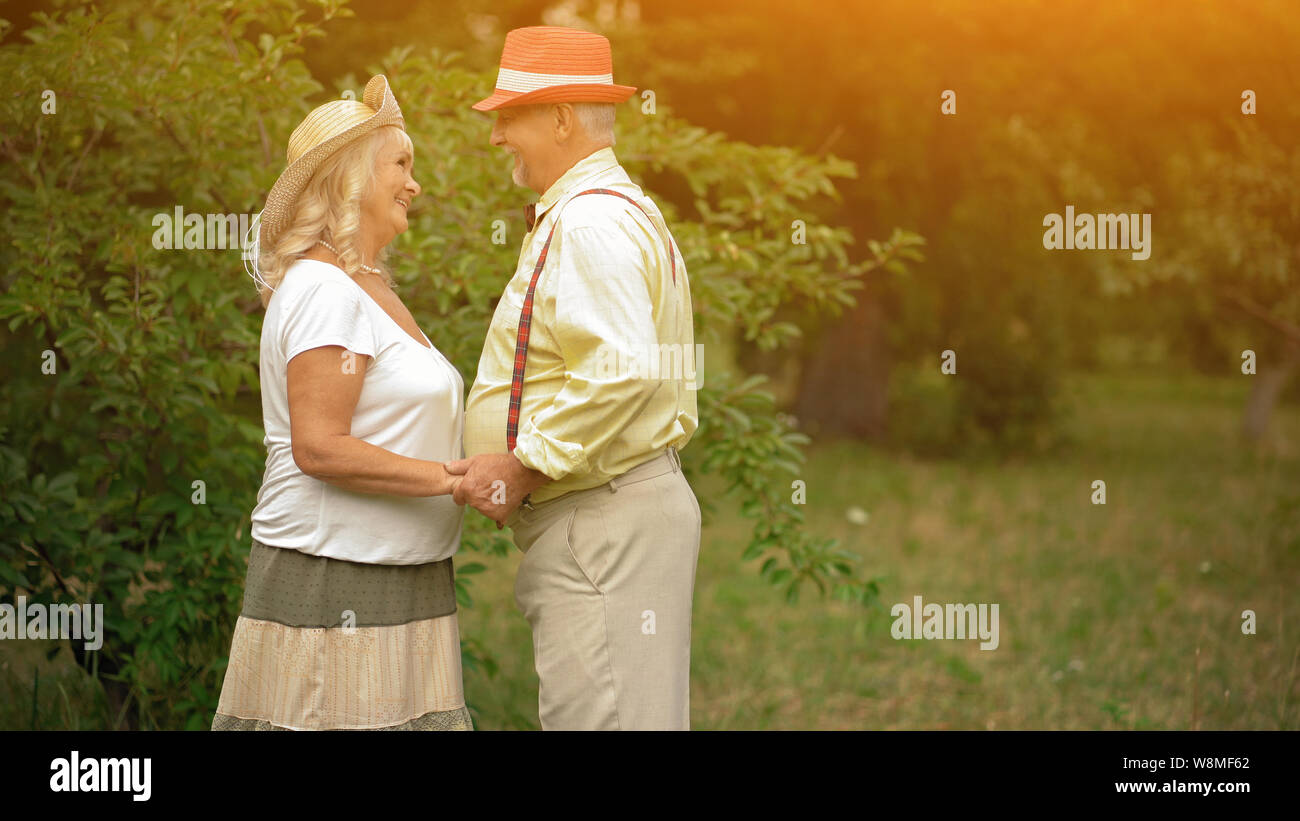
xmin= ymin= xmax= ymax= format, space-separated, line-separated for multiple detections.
xmin=460 ymin=369 xmax=1300 ymax=729
xmin=4 ymin=368 xmax=1297 ymax=729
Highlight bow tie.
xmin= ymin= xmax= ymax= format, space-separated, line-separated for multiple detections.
xmin=525 ymin=202 xmax=537 ymax=233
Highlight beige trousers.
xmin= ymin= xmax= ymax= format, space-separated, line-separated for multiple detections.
xmin=506 ymin=447 xmax=701 ymax=730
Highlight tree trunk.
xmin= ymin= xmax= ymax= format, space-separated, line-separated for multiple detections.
xmin=793 ymin=289 xmax=891 ymax=439
xmin=1241 ymin=339 xmax=1300 ymax=441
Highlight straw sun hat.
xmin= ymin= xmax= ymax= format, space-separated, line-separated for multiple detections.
xmin=256 ymin=74 xmax=405 ymax=251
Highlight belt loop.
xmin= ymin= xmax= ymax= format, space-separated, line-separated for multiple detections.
xmin=608 ymin=475 xmax=620 ymax=493
xmin=668 ymin=446 xmax=680 ymax=472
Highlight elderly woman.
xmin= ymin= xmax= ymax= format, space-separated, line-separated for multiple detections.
xmin=212 ymin=76 xmax=472 ymax=731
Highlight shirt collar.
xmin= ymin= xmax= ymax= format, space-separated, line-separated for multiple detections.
xmin=533 ymin=147 xmax=621 ymax=223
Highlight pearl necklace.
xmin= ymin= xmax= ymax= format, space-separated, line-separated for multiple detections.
xmin=316 ymin=240 xmax=381 ymax=275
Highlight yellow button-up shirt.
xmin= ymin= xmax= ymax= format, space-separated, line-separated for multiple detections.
xmin=464 ymin=147 xmax=698 ymax=504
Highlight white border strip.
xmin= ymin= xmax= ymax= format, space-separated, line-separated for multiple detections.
xmin=496 ymin=67 xmax=614 ymax=93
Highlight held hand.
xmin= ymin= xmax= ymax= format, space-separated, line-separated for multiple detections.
xmin=435 ymin=462 xmax=466 ymax=502
xmin=444 ymin=453 xmax=548 ymax=528
xmin=445 ymin=458 xmax=472 ymax=506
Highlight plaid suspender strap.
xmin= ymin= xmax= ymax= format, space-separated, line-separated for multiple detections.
xmin=505 ymin=187 xmax=678 ymax=452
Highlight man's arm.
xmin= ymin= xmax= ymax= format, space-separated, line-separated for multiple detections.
xmin=452 ymin=216 xmax=662 ymax=523
xmin=511 ymin=220 xmax=663 ymax=480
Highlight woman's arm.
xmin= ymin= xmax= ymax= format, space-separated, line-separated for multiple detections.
xmin=286 ymin=345 xmax=460 ymax=497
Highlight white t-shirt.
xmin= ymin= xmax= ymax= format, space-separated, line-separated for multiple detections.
xmin=250 ymin=259 xmax=465 ymax=565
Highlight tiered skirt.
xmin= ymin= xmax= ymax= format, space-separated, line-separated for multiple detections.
xmin=211 ymin=539 xmax=473 ymax=731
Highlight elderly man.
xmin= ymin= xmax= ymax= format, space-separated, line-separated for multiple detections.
xmin=447 ymin=26 xmax=701 ymax=730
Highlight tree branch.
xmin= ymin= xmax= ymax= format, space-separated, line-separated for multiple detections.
xmin=1 ymin=137 xmax=41 ymax=188
xmin=1216 ymin=286 xmax=1300 ymax=345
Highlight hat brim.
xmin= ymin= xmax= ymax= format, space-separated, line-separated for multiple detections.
xmin=472 ymin=83 xmax=637 ymax=112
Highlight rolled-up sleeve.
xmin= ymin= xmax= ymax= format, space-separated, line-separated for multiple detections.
xmin=512 ymin=222 xmax=663 ymax=482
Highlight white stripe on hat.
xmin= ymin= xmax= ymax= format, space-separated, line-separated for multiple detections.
xmin=495 ymin=67 xmax=614 ymax=93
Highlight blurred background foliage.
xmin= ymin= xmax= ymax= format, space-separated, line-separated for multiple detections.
xmin=272 ymin=0 xmax=1300 ymax=446
xmin=1 ymin=0 xmax=1296 ymax=729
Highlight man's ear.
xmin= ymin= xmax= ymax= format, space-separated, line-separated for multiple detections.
xmin=552 ymin=102 xmax=575 ymax=143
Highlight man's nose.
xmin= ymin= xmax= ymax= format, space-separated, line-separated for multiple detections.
xmin=489 ymin=120 xmax=506 ymax=147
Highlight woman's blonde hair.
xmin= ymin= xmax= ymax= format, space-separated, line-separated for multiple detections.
xmin=255 ymin=125 xmax=410 ymax=307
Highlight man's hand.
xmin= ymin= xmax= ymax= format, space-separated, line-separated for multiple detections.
xmin=445 ymin=452 xmax=550 ymax=528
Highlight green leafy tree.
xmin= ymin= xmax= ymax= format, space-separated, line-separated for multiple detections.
xmin=1142 ymin=124 xmax=1300 ymax=440
xmin=1036 ymin=114 xmax=1300 ymax=441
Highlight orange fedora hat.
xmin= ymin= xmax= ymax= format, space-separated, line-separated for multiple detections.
xmin=472 ymin=26 xmax=636 ymax=111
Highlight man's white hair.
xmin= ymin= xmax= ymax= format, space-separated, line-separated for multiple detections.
xmin=569 ymin=102 xmax=616 ymax=146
